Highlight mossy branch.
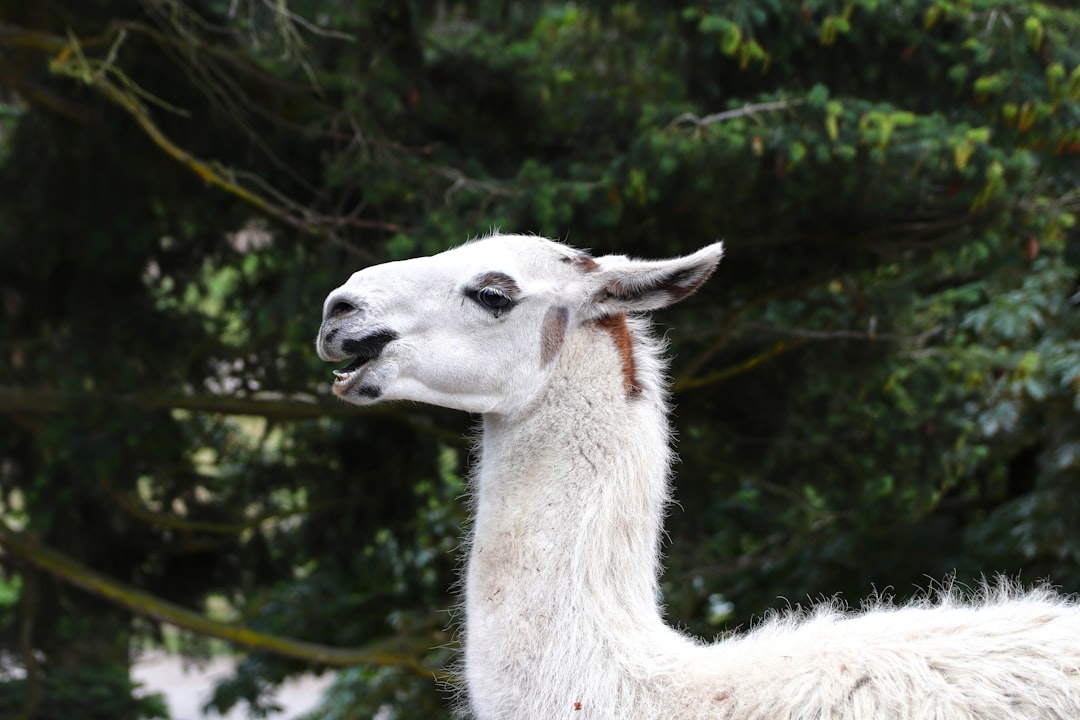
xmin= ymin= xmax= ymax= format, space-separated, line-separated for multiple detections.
xmin=0 ymin=520 xmax=451 ymax=680
xmin=49 ymin=29 xmax=317 ymax=234
xmin=672 ymin=338 xmax=811 ymax=393
xmin=0 ymin=21 xmax=396 ymax=243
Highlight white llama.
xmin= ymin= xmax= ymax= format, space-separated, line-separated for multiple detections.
xmin=316 ymin=233 xmax=1080 ymax=720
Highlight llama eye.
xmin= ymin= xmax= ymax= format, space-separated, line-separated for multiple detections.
xmin=472 ymin=287 xmax=513 ymax=313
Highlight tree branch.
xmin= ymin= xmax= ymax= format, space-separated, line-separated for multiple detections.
xmin=672 ymin=339 xmax=811 ymax=393
xmin=673 ymin=310 xmax=944 ymax=394
xmin=0 ymin=21 xmax=390 ymax=243
xmin=667 ymin=98 xmax=805 ymax=131
xmin=0 ymin=385 xmax=340 ymax=418
xmin=0 ymin=520 xmax=451 ymax=679
xmin=51 ymin=34 xmax=322 ymax=234
xmin=0 ymin=386 xmax=468 ymax=445
xmin=675 ymin=272 xmax=835 ymax=385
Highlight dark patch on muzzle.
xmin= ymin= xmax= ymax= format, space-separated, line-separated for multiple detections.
xmin=340 ymin=329 xmax=398 ymax=370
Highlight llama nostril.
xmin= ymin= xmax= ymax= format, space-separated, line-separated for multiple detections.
xmin=325 ymin=294 xmax=364 ymax=321
xmin=330 ymin=301 xmax=356 ymax=318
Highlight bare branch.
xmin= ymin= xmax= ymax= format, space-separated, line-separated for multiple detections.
xmin=258 ymin=0 xmax=356 ymax=42
xmin=434 ymin=165 xmax=518 ymax=207
xmin=667 ymin=98 xmax=805 ymax=131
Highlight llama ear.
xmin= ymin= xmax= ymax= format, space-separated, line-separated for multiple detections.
xmin=584 ymin=242 xmax=724 ymax=316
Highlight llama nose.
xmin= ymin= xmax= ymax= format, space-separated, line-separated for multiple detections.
xmin=318 ymin=291 xmax=368 ymax=362
xmin=323 ymin=291 xmax=364 ymax=323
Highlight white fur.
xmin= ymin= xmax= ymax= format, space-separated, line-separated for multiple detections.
xmin=317 ymin=234 xmax=1080 ymax=719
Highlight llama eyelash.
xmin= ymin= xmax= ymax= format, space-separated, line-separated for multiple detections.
xmin=469 ymin=286 xmax=514 ymax=315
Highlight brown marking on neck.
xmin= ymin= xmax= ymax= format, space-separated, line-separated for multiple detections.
xmin=560 ymin=248 xmax=639 ymax=397
xmin=593 ymin=313 xmax=640 ymax=399
xmin=541 ymin=306 xmax=568 ymax=365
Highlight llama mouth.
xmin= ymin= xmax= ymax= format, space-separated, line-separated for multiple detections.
xmin=331 ymin=329 xmax=398 ymax=391
xmin=333 ymin=356 xmax=371 ymax=382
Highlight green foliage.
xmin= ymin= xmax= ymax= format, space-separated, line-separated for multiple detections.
xmin=1 ymin=0 xmax=1078 ymax=717
xmin=297 ymin=666 xmax=445 ymax=720
xmin=0 ymin=665 xmax=168 ymax=720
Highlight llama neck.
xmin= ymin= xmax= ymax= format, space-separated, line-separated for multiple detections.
xmin=464 ymin=319 xmax=684 ymax=716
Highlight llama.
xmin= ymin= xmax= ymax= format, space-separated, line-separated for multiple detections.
xmin=316 ymin=233 xmax=1080 ymax=719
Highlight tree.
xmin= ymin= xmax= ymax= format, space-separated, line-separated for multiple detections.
xmin=1 ymin=1 xmax=1077 ymax=718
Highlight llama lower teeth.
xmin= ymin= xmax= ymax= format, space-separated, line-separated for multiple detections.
xmin=334 ymin=358 xmax=367 ymax=381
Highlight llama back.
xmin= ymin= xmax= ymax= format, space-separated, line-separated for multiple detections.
xmin=685 ymin=583 xmax=1080 ymax=720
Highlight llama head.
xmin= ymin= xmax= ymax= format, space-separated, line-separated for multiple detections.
xmin=316 ymin=234 xmax=723 ymax=415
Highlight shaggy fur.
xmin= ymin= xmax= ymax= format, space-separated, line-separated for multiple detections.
xmin=316 ymin=234 xmax=1080 ymax=720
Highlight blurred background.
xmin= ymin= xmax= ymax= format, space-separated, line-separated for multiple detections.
xmin=1 ymin=1 xmax=1078 ymax=718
